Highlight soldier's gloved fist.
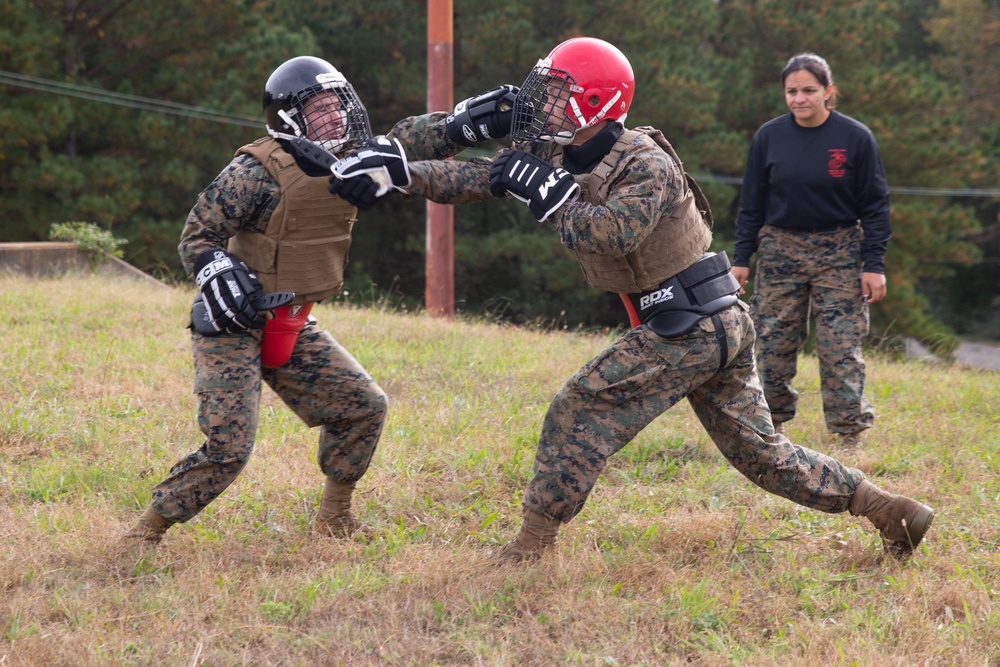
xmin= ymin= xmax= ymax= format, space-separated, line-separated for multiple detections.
xmin=445 ymin=85 xmax=519 ymax=146
xmin=328 ymin=173 xmax=380 ymax=210
xmin=489 ymin=149 xmax=580 ymax=222
xmin=330 ymin=136 xmax=410 ymax=201
xmin=193 ymin=248 xmax=266 ymax=334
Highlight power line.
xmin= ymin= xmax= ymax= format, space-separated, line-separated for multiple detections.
xmin=3 ymin=70 xmax=1000 ymax=199
xmin=887 ymin=186 xmax=1000 ymax=198
xmin=0 ymin=70 xmax=260 ymax=128
xmin=686 ymin=172 xmax=1000 ymax=198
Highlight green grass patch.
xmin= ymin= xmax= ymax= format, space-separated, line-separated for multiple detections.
xmin=1 ymin=274 xmax=998 ymax=665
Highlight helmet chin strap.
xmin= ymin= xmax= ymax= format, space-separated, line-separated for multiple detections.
xmin=277 ymin=109 xmax=304 ymax=137
xmin=318 ymin=136 xmax=348 ymax=153
xmin=266 ymin=127 xmax=348 ymax=156
xmin=552 ymin=92 xmax=626 ymax=146
xmin=571 ymin=90 xmax=624 ymax=132
xmin=552 ymin=132 xmax=577 ymax=146
xmin=267 ymin=128 xmax=299 ymax=142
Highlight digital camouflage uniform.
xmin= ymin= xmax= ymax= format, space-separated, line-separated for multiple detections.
xmin=390 ymin=113 xmax=865 ymax=524
xmin=733 ymin=110 xmax=890 ymax=438
xmin=151 ymin=151 xmax=388 ymax=523
xmin=751 ymin=225 xmax=874 ymax=434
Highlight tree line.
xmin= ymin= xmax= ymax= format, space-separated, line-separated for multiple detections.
xmin=1 ymin=0 xmax=997 ymax=346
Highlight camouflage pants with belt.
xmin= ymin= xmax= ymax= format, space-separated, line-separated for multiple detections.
xmin=522 ymin=301 xmax=865 ymax=523
xmin=750 ymin=224 xmax=874 ymax=435
xmin=151 ymin=319 xmax=387 ymax=523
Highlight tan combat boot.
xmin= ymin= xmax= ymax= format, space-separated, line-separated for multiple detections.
xmin=496 ymin=510 xmax=561 ymax=562
xmin=313 ymin=478 xmax=362 ymax=537
xmin=849 ymin=479 xmax=934 ymax=558
xmin=840 ymin=432 xmax=863 ymax=453
xmin=124 ymin=505 xmax=176 ymax=543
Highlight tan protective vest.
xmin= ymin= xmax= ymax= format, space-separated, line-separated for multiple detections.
xmin=227 ymin=138 xmax=356 ymax=305
xmin=548 ymin=127 xmax=713 ymax=293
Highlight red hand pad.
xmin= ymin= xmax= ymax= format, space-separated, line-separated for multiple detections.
xmin=261 ymin=303 xmax=313 ymax=368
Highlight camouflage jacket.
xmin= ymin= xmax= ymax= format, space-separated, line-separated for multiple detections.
xmin=391 ymin=113 xmax=697 ymax=291
xmin=177 ymin=145 xmax=280 ymax=277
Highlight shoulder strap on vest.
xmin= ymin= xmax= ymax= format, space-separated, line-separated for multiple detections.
xmin=579 ymin=129 xmax=638 ymax=202
xmin=632 ymin=126 xmax=714 ymax=229
xmin=592 ymin=129 xmax=637 ymax=183
xmin=236 ymin=137 xmax=297 ymax=169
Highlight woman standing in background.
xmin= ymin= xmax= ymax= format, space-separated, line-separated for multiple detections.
xmin=730 ymin=53 xmax=891 ymax=452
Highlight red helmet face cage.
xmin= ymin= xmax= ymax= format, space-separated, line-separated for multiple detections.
xmin=511 ymin=37 xmax=635 ymax=144
xmin=511 ymin=63 xmax=580 ymax=144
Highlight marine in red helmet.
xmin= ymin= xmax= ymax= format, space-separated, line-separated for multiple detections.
xmin=327 ymin=37 xmax=934 ymax=563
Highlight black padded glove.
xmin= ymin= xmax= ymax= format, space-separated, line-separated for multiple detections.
xmin=489 ymin=150 xmax=580 ymax=222
xmin=445 ymin=85 xmax=519 ymax=146
xmin=193 ymin=248 xmax=266 ymax=334
xmin=330 ymin=135 xmax=410 ymax=188
xmin=328 ymin=173 xmax=380 ymax=210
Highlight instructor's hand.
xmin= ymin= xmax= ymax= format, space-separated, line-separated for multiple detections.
xmin=861 ymin=272 xmax=887 ymax=303
xmin=193 ymin=248 xmax=266 ymax=333
xmin=730 ymin=266 xmax=750 ymax=295
xmin=328 ymin=136 xmax=410 ymax=210
xmin=445 ymin=85 xmax=519 ymax=146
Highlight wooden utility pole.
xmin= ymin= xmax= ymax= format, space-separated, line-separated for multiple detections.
xmin=425 ymin=0 xmax=454 ymax=319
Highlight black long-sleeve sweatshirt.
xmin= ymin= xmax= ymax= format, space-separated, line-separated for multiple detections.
xmin=732 ymin=111 xmax=891 ymax=274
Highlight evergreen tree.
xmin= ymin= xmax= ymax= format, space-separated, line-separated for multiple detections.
xmin=713 ymin=0 xmax=985 ymax=348
xmin=0 ymin=0 xmax=994 ymax=340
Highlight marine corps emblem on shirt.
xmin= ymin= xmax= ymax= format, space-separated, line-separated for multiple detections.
xmin=828 ymin=149 xmax=847 ymax=178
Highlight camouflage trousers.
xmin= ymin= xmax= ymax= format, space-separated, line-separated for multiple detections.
xmin=750 ymin=224 xmax=874 ymax=434
xmin=151 ymin=319 xmax=387 ymax=523
xmin=522 ymin=301 xmax=865 ymax=523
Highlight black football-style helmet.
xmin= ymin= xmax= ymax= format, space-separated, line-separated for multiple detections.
xmin=263 ymin=56 xmax=372 ymax=154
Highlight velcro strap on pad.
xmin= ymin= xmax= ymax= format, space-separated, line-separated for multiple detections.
xmin=691 ymin=272 xmax=740 ymax=304
xmin=676 ymin=251 xmax=729 ymax=287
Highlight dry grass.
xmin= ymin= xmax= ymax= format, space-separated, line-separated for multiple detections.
xmin=1 ymin=273 xmax=998 ymax=666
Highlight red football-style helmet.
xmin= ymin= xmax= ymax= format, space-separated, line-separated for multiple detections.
xmin=511 ymin=37 xmax=635 ymax=145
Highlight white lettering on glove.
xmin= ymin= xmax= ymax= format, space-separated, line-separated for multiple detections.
xmin=330 ymin=136 xmax=410 ymax=196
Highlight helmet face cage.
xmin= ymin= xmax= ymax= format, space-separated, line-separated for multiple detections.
xmin=287 ymin=79 xmax=372 ymax=153
xmin=513 ymin=38 xmax=634 ymax=145
xmin=511 ymin=59 xmax=581 ymax=144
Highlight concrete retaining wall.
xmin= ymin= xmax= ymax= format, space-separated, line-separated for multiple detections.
xmin=0 ymin=242 xmax=164 ymax=286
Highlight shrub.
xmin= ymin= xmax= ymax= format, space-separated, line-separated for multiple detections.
xmin=49 ymin=221 xmax=128 ymax=265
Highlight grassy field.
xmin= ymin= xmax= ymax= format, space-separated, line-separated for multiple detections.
xmin=1 ymin=273 xmax=998 ymax=666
